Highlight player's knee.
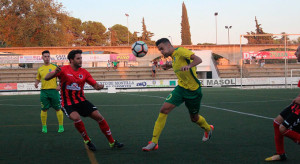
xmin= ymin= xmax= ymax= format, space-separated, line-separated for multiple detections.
xmin=279 ymin=124 xmax=288 ymax=134
xmin=190 ymin=115 xmax=199 ymax=122
xmin=191 ymin=117 xmax=198 ymax=122
xmin=160 ymin=107 xmax=171 ymax=114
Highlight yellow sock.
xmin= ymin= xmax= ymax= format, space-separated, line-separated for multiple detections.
xmin=41 ymin=110 xmax=47 ymax=126
xmin=195 ymin=115 xmax=211 ymax=132
xmin=151 ymin=113 xmax=168 ymax=144
xmin=56 ymin=110 xmax=64 ymax=126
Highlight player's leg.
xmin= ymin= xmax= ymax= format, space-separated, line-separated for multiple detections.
xmin=65 ymin=103 xmax=96 ymax=151
xmin=143 ymin=86 xmax=182 ymax=151
xmin=50 ymin=90 xmax=64 ymax=133
xmin=185 ymin=88 xmax=213 ymax=141
xmin=89 ymin=110 xmax=124 ymax=149
xmin=280 ymin=104 xmax=300 ymax=144
xmin=40 ymin=109 xmax=48 ymax=133
xmin=265 ymin=104 xmax=293 ymax=161
xmin=142 ymin=102 xmax=175 ymax=151
xmin=40 ymin=90 xmax=50 ymax=133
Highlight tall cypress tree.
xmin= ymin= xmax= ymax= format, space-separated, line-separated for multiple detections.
xmin=181 ymin=2 xmax=192 ymax=45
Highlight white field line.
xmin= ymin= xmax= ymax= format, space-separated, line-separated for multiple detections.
xmin=121 ymin=93 xmax=274 ymax=120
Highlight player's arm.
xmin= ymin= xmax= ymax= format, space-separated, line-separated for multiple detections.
xmin=92 ymin=83 xmax=104 ymax=90
xmin=45 ymin=66 xmax=61 ymax=81
xmin=292 ymin=96 xmax=300 ymax=105
xmin=181 ymin=54 xmax=202 ymax=71
xmin=34 ymin=79 xmax=40 ymax=88
xmin=161 ymin=63 xmax=172 ymax=70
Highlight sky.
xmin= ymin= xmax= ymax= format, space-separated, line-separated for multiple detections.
xmin=56 ymin=0 xmax=299 ymax=45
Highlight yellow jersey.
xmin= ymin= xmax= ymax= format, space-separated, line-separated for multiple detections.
xmin=171 ymin=47 xmax=200 ymax=91
xmin=36 ymin=64 xmax=58 ymax=89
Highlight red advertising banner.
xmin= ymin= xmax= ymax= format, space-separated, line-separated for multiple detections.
xmin=0 ymin=83 xmax=17 ymax=91
xmin=243 ymin=51 xmax=296 ymax=60
xmin=110 ymin=54 xmax=136 ymax=62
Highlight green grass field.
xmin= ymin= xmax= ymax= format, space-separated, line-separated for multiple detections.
xmin=1 ymin=88 xmax=300 ymax=164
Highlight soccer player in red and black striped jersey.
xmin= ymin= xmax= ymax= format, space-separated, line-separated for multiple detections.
xmin=45 ymin=49 xmax=123 ymax=151
xmin=265 ymin=46 xmax=300 ymax=161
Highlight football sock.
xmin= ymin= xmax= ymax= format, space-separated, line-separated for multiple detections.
xmin=283 ymin=129 xmax=300 ymax=144
xmin=195 ymin=115 xmax=211 ymax=132
xmin=56 ymin=110 xmax=64 ymax=126
xmin=40 ymin=110 xmax=47 ymax=126
xmin=98 ymin=119 xmax=114 ymax=143
xmin=74 ymin=120 xmax=90 ymax=142
xmin=151 ymin=113 xmax=168 ymax=144
xmin=273 ymin=120 xmax=285 ymax=154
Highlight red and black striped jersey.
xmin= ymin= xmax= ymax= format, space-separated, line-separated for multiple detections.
xmin=55 ymin=65 xmax=97 ymax=107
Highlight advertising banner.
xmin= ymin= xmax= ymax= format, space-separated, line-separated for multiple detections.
xmin=0 ymin=83 xmax=17 ymax=91
xmin=19 ymin=55 xmax=43 ymax=63
xmin=0 ymin=56 xmax=19 ymax=64
xmin=17 ymin=83 xmax=39 ymax=90
xmin=110 ymin=54 xmax=136 ymax=62
xmin=243 ymin=51 xmax=296 ymax=60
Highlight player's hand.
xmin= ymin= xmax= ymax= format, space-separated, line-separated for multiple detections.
xmin=292 ymin=96 xmax=300 ymax=105
xmin=55 ymin=66 xmax=61 ymax=74
xmin=181 ymin=65 xmax=191 ymax=71
xmin=56 ymin=85 xmax=60 ymax=91
xmin=34 ymin=83 xmax=38 ymax=88
xmin=161 ymin=64 xmax=170 ymax=70
xmin=94 ymin=83 xmax=104 ymax=90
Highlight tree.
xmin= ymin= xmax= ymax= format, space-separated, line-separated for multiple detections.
xmin=244 ymin=16 xmax=274 ymax=44
xmin=181 ymin=2 xmax=192 ymax=45
xmin=65 ymin=17 xmax=83 ymax=46
xmin=110 ymin=24 xmax=133 ymax=45
xmin=141 ymin=17 xmax=155 ymax=45
xmin=0 ymin=0 xmax=72 ymax=47
xmin=82 ymin=21 xmax=106 ymax=46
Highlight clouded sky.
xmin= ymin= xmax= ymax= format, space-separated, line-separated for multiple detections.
xmin=57 ymin=0 xmax=299 ymax=45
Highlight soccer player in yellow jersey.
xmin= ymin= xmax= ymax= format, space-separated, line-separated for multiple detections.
xmin=35 ymin=50 xmax=64 ymax=133
xmin=142 ymin=38 xmax=214 ymax=151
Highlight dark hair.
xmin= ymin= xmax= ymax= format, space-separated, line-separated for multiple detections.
xmin=42 ymin=50 xmax=50 ymax=55
xmin=68 ymin=49 xmax=82 ymax=61
xmin=156 ymin=38 xmax=171 ymax=46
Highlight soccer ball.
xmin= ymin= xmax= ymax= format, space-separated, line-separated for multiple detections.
xmin=131 ymin=41 xmax=148 ymax=57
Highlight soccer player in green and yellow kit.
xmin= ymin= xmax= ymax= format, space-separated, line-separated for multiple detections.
xmin=34 ymin=50 xmax=64 ymax=133
xmin=142 ymin=38 xmax=214 ymax=151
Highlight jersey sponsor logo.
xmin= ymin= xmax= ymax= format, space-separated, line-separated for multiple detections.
xmin=66 ymin=83 xmax=81 ymax=91
xmin=49 ymin=69 xmax=52 ymax=72
xmin=67 ymin=74 xmax=73 ymax=76
xmin=79 ymin=74 xmax=83 ymax=79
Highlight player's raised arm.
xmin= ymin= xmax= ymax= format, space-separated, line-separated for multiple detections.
xmin=181 ymin=54 xmax=202 ymax=71
xmin=161 ymin=63 xmax=172 ymax=70
xmin=45 ymin=66 xmax=61 ymax=81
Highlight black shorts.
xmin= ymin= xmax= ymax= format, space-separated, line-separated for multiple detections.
xmin=62 ymin=100 xmax=97 ymax=117
xmin=152 ymin=70 xmax=156 ymax=73
xmin=280 ymin=103 xmax=300 ymax=133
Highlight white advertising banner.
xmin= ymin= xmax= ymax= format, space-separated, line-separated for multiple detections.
xmin=17 ymin=83 xmax=40 ymax=90
xmin=82 ymin=54 xmax=110 ymax=62
xmin=0 ymin=56 xmax=19 ymax=64
xmin=19 ymin=55 xmax=43 ymax=63
xmin=18 ymin=54 xmax=110 ymax=63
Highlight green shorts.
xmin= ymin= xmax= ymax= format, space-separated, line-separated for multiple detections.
xmin=165 ymin=85 xmax=202 ymax=115
xmin=40 ymin=89 xmax=61 ymax=110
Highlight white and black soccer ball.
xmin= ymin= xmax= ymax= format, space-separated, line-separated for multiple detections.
xmin=131 ymin=41 xmax=148 ymax=57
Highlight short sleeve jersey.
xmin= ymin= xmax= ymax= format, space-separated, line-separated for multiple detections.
xmin=36 ymin=64 xmax=58 ymax=89
xmin=55 ymin=65 xmax=97 ymax=107
xmin=171 ymin=47 xmax=200 ymax=91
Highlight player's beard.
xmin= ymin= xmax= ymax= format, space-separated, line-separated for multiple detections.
xmin=74 ymin=61 xmax=82 ymax=68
